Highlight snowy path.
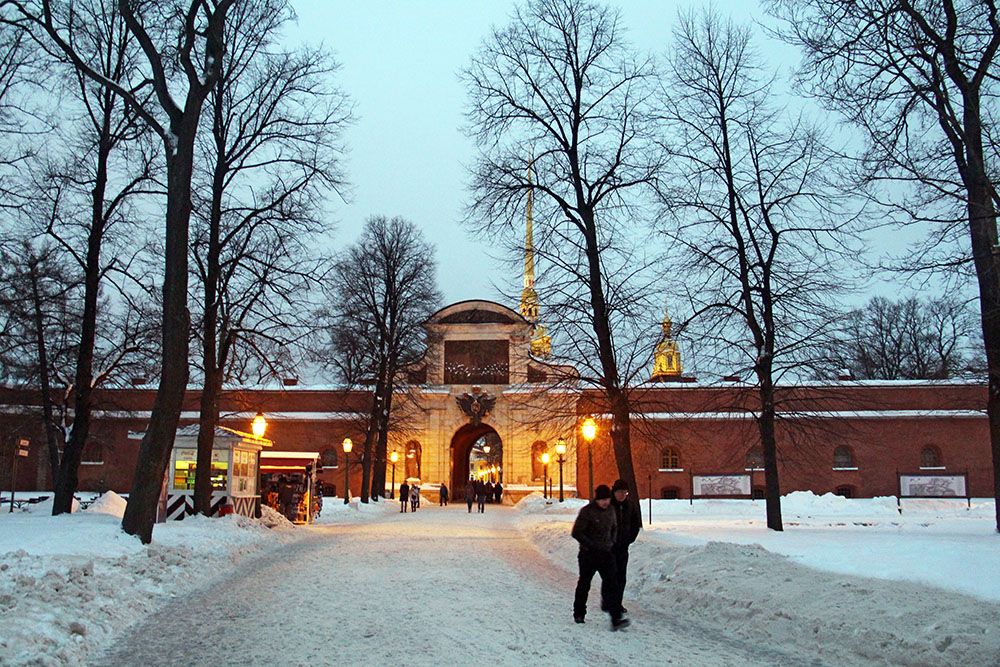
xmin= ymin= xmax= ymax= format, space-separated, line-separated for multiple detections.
xmin=95 ymin=506 xmax=813 ymax=666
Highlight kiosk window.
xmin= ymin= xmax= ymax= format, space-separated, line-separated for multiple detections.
xmin=173 ymin=454 xmax=228 ymax=491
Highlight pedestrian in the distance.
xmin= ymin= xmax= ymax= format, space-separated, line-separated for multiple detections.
xmin=476 ymin=479 xmax=487 ymax=513
xmin=399 ymin=481 xmax=410 ymax=513
xmin=494 ymin=481 xmax=503 ymax=504
xmin=571 ymin=484 xmax=628 ymax=630
xmin=409 ymin=484 xmax=420 ymax=512
xmin=439 ymin=483 xmax=449 ymax=506
xmin=607 ymin=479 xmax=641 ymax=615
xmin=485 ymin=480 xmax=495 ymax=503
xmin=465 ymin=479 xmax=476 ymax=513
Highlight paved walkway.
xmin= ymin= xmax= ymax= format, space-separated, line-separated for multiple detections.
xmin=96 ymin=505 xmax=818 ymax=666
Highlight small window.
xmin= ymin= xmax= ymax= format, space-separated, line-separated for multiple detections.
xmin=834 ymin=485 xmax=855 ymax=499
xmin=751 ymin=486 xmax=766 ymax=500
xmin=660 ymin=486 xmax=679 ymax=499
xmin=833 ymin=446 xmax=855 ymax=469
xmin=660 ymin=446 xmax=680 ymax=470
xmin=745 ymin=448 xmax=763 ymax=470
xmin=320 ymin=448 xmax=339 ymax=468
xmin=920 ymin=445 xmax=943 ymax=469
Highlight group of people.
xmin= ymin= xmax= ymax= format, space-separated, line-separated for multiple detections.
xmin=397 ymin=481 xmax=422 ymax=512
xmin=571 ymin=479 xmax=641 ymax=631
xmin=465 ymin=478 xmax=503 ymax=513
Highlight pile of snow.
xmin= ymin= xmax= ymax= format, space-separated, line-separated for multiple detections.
xmin=518 ymin=492 xmax=1000 ymax=666
xmin=314 ymin=496 xmax=403 ymax=524
xmin=85 ymin=491 xmax=127 ymax=518
xmin=0 ymin=501 xmax=302 ymax=666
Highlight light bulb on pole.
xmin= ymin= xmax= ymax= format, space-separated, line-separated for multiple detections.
xmin=251 ymin=412 xmax=267 ymax=438
xmin=555 ymin=438 xmax=567 ymax=502
xmin=581 ymin=417 xmax=597 ymax=499
xmin=541 ymin=452 xmax=551 ymax=499
xmin=342 ymin=437 xmax=353 ymax=504
xmin=389 ymin=450 xmax=399 ymax=499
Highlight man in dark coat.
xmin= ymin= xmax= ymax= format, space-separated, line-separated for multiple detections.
xmin=399 ymin=481 xmax=410 ymax=513
xmin=439 ymin=483 xmax=449 ymax=506
xmin=607 ymin=479 xmax=642 ymax=614
xmin=494 ymin=481 xmax=503 ymax=504
xmin=571 ymin=484 xmax=629 ymax=630
xmin=465 ymin=478 xmax=476 ymax=513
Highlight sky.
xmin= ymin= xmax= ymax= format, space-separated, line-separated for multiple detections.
xmin=289 ymin=0 xmax=785 ymax=307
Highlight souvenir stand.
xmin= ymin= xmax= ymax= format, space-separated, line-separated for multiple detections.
xmin=161 ymin=425 xmax=272 ymax=521
xmin=259 ymin=451 xmax=321 ymax=524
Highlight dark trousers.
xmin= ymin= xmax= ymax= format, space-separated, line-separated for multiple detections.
xmin=574 ymin=549 xmax=622 ymax=620
xmin=612 ymin=547 xmax=629 ymax=605
xmin=476 ymin=495 xmax=486 ymax=512
xmin=467 ymin=498 xmax=474 ymax=512
xmin=400 ymin=498 xmax=407 ymax=512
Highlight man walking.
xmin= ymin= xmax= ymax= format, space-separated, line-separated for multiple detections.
xmin=571 ymin=484 xmax=629 ymax=630
xmin=608 ymin=479 xmax=641 ymax=614
xmin=399 ymin=481 xmax=410 ymax=513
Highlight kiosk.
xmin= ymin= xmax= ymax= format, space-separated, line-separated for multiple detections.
xmin=162 ymin=425 xmax=272 ymax=520
xmin=259 ymin=451 xmax=321 ymax=524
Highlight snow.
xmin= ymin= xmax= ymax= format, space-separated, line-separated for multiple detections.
xmin=2 ymin=490 xmax=999 ymax=665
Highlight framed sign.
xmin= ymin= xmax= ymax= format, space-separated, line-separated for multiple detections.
xmin=692 ymin=474 xmax=751 ymax=498
xmin=899 ymin=473 xmax=967 ymax=498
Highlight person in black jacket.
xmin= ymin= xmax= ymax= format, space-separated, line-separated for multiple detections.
xmin=399 ymin=481 xmax=410 ymax=513
xmin=606 ymin=479 xmax=641 ymax=615
xmin=439 ymin=482 xmax=449 ymax=506
xmin=571 ymin=485 xmax=629 ymax=630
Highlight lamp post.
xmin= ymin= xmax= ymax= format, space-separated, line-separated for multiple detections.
xmin=389 ymin=451 xmax=398 ymax=499
xmin=581 ymin=417 xmax=597 ymax=499
xmin=541 ymin=452 xmax=550 ymax=499
xmin=555 ymin=438 xmax=567 ymax=502
xmin=342 ymin=437 xmax=353 ymax=504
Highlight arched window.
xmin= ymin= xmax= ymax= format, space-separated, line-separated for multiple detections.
xmin=745 ymin=448 xmax=763 ymax=471
xmin=320 ymin=448 xmax=339 ymax=468
xmin=660 ymin=446 xmax=680 ymax=470
xmin=834 ymin=485 xmax=855 ymax=499
xmin=920 ymin=445 xmax=943 ymax=469
xmin=833 ymin=446 xmax=855 ymax=469
xmin=530 ymin=441 xmax=547 ymax=481
xmin=405 ymin=441 xmax=422 ymax=479
xmin=660 ymin=486 xmax=679 ymax=500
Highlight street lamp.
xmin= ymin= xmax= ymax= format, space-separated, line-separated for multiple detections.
xmin=251 ymin=411 xmax=267 ymax=438
xmin=389 ymin=450 xmax=399 ymax=499
xmin=342 ymin=437 xmax=353 ymax=504
xmin=581 ymin=417 xmax=597 ymax=499
xmin=541 ymin=452 xmax=550 ymax=499
xmin=555 ymin=438 xmax=567 ymax=502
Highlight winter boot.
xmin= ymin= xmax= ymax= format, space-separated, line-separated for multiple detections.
xmin=611 ymin=618 xmax=631 ymax=631
xmin=574 ymin=615 xmax=585 ymax=624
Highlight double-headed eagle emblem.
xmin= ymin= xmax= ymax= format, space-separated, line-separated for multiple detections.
xmin=456 ymin=390 xmax=497 ymax=426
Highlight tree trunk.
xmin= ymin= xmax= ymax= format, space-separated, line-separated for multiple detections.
xmin=27 ymin=260 xmax=61 ymax=495
xmin=121 ymin=121 xmax=197 ymax=544
xmin=193 ymin=367 xmax=222 ymax=515
xmin=757 ymin=370 xmax=783 ymax=531
xmin=53 ymin=121 xmax=112 ymax=515
xmin=371 ymin=383 xmax=394 ymax=501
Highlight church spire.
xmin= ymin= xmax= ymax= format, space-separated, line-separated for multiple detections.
xmin=520 ymin=160 xmax=551 ymax=358
xmin=520 ymin=161 xmax=539 ymax=324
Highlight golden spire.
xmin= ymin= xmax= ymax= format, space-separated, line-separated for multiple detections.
xmin=651 ymin=305 xmax=682 ymax=380
xmin=520 ymin=161 xmax=539 ymax=324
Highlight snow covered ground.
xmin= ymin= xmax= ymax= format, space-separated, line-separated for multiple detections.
xmin=519 ymin=492 xmax=1000 ymax=665
xmin=1 ymin=491 xmax=999 ymax=665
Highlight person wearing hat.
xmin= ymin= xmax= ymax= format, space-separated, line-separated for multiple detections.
xmin=570 ymin=484 xmax=629 ymax=630
xmin=606 ymin=479 xmax=641 ymax=615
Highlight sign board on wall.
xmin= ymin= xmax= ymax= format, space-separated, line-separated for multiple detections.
xmin=692 ymin=474 xmax=751 ymax=497
xmin=899 ymin=474 xmax=967 ymax=498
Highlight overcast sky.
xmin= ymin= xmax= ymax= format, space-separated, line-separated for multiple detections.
xmin=287 ymin=1 xmax=919 ymax=309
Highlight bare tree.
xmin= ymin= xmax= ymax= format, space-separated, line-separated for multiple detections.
xmin=318 ymin=216 xmax=440 ymax=503
xmin=189 ymin=0 xmax=349 ymax=515
xmin=5 ymin=0 xmax=234 ymax=542
xmin=765 ymin=0 xmax=1000 ymax=532
xmin=658 ymin=10 xmax=859 ymax=530
xmin=463 ymin=0 xmax=662 ymax=507
xmin=825 ymin=295 xmax=979 ymax=380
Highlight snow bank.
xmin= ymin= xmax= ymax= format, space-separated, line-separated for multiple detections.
xmin=519 ymin=493 xmax=1000 ymax=666
xmin=85 ymin=491 xmax=127 ymax=518
xmin=0 ymin=503 xmax=301 ymax=666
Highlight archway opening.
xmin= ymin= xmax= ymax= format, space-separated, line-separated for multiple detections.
xmin=450 ymin=423 xmax=501 ymax=499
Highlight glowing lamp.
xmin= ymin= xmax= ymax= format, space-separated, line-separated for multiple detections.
xmin=555 ymin=439 xmax=567 ymax=457
xmin=541 ymin=452 xmax=551 ymax=465
xmin=251 ymin=412 xmax=267 ymax=438
xmin=342 ymin=437 xmax=353 ymax=454
xmin=389 ymin=451 xmax=399 ymax=463
xmin=581 ymin=417 xmax=597 ymax=442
